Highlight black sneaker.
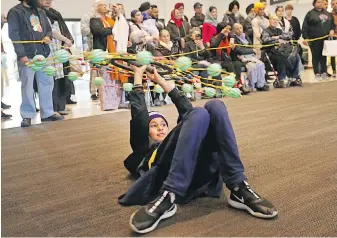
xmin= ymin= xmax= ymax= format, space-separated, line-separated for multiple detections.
xmin=256 ymin=85 xmax=270 ymax=91
xmin=41 ymin=114 xmax=64 ymax=122
xmin=130 ymin=191 xmax=177 ymax=234
xmin=91 ymin=94 xmax=98 ymax=100
xmin=1 ymin=102 xmax=11 ymax=109
xmin=21 ymin=118 xmax=32 ymax=127
xmin=228 ymin=181 xmax=278 ymax=219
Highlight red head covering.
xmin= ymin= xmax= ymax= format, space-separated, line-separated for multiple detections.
xmin=174 ymin=3 xmax=184 ymax=9
xmin=170 ymin=10 xmax=183 ymax=28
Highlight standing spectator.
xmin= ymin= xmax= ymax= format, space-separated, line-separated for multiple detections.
xmin=40 ymin=0 xmax=73 ymax=115
xmin=285 ymin=4 xmax=303 ymax=63
xmin=251 ymin=2 xmax=269 ymax=58
xmin=202 ymin=6 xmax=219 ymax=47
xmin=7 ymin=0 xmax=63 ymax=127
xmin=323 ymin=0 xmax=329 ymax=10
xmin=166 ymin=3 xmax=191 ymax=50
xmin=226 ymin=1 xmax=245 ymax=26
xmin=260 ymin=0 xmax=271 ymax=19
xmin=331 ymin=0 xmax=337 ymax=76
xmin=140 ymin=2 xmax=159 ymax=37
xmin=81 ymin=6 xmax=96 ymax=100
xmin=1 ymin=13 xmax=12 ymax=119
xmin=302 ymin=0 xmax=335 ymax=80
xmin=150 ymin=5 xmax=165 ymax=32
xmin=275 ymin=6 xmax=292 ymax=34
xmin=110 ymin=3 xmax=129 ymax=52
xmin=190 ymin=2 xmax=205 ymax=30
xmin=174 ymin=2 xmax=189 ymax=22
xmin=244 ymin=4 xmax=256 ymax=43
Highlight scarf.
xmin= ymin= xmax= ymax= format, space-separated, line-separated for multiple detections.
xmin=205 ymin=11 xmax=219 ymax=27
xmin=159 ymin=41 xmax=173 ymax=51
xmin=100 ymin=16 xmax=116 ymax=53
xmin=216 ymin=34 xmax=231 ymax=58
xmin=43 ymin=7 xmax=73 ymax=42
xmin=170 ymin=10 xmax=183 ymax=28
xmin=238 ymin=33 xmax=249 ymax=44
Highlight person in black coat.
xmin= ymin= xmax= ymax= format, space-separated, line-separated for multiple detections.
xmin=118 ymin=65 xmax=278 ymax=234
xmin=302 ymin=0 xmax=335 ymax=79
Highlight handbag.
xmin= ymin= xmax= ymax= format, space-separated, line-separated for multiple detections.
xmin=322 ymin=38 xmax=337 ymax=56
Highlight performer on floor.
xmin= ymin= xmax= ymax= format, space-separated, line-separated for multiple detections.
xmin=118 ymin=65 xmax=278 ymax=234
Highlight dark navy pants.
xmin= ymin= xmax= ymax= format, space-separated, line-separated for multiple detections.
xmin=162 ymin=100 xmax=246 ymax=197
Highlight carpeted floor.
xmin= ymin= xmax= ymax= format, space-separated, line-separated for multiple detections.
xmin=2 ymin=82 xmax=337 ymax=237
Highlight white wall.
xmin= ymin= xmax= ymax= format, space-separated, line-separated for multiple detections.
xmin=1 ymin=0 xmax=316 ymax=24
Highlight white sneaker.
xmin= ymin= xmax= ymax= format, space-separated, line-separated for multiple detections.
xmin=314 ymin=74 xmax=321 ymax=81
xmin=321 ymin=73 xmax=329 ymax=80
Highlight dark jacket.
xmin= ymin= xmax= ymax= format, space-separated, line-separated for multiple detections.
xmin=166 ymin=20 xmax=191 ymax=43
xmin=287 ymin=16 xmax=301 ymax=40
xmin=261 ymin=26 xmax=292 ymax=45
xmin=154 ymin=42 xmax=180 ymax=59
xmin=226 ymin=12 xmax=246 ymax=26
xmin=184 ymin=40 xmax=211 ymax=62
xmin=119 ymin=87 xmax=223 ymax=206
xmin=243 ymin=16 xmax=254 ymax=42
xmin=7 ymin=4 xmax=52 ymax=59
xmin=90 ymin=18 xmax=113 ymax=51
xmin=302 ymin=8 xmax=335 ymax=39
xmin=210 ymin=33 xmax=233 ymax=63
xmin=190 ymin=14 xmax=205 ymax=28
xmin=231 ymin=34 xmax=255 ymax=61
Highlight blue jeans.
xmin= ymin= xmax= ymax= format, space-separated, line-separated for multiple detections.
xmin=18 ymin=61 xmax=54 ymax=119
xmin=162 ymin=100 xmax=246 ymax=196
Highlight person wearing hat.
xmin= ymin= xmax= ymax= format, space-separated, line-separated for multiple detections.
xmin=243 ymin=3 xmax=256 ymax=42
xmin=190 ymin=2 xmax=205 ymax=30
xmin=140 ymin=2 xmax=160 ymax=37
xmin=225 ymin=1 xmax=245 ymax=27
xmin=7 ymin=0 xmax=64 ymax=127
xmin=251 ymin=1 xmax=269 ymax=58
xmin=166 ymin=3 xmax=191 ymax=49
xmin=119 ymin=65 xmax=278 ymax=234
xmin=149 ymin=5 xmax=165 ymax=32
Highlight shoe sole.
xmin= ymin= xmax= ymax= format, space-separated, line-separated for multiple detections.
xmin=228 ymin=198 xmax=278 ymax=219
xmin=130 ymin=204 xmax=177 ymax=234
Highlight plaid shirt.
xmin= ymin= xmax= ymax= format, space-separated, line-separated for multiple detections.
xmin=49 ymin=21 xmax=65 ymax=80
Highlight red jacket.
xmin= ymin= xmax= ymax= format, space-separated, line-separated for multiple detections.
xmin=202 ymin=22 xmax=217 ymax=44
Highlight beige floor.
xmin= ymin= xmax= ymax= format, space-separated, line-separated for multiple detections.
xmin=1 ymin=69 xmax=336 ymax=129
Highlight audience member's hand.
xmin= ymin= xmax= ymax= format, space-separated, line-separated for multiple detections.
xmin=42 ymin=36 xmax=51 ymax=44
xmin=195 ymin=40 xmax=205 ymax=50
xmin=65 ymin=38 xmax=73 ymax=47
xmin=253 ymin=49 xmax=257 ymax=54
xmin=181 ymin=38 xmax=185 ymax=49
xmin=20 ymin=56 xmax=29 ymax=65
xmin=329 ymin=30 xmax=335 ymax=38
xmin=221 ymin=28 xmax=229 ymax=36
xmin=302 ymin=40 xmax=308 ymax=46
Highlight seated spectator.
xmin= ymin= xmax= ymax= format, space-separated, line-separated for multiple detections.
xmin=225 ymin=1 xmax=245 ymax=26
xmin=232 ymin=23 xmax=269 ymax=91
xmin=260 ymin=0 xmax=271 ymax=19
xmin=185 ymin=28 xmax=211 ymax=82
xmin=261 ymin=16 xmax=298 ymax=88
xmin=190 ymin=2 xmax=205 ymax=30
xmin=244 ymin=4 xmax=256 ymax=43
xmin=202 ymin=6 xmax=219 ymax=47
xmin=155 ymin=29 xmax=181 ymax=59
xmin=128 ymin=30 xmax=156 ymax=54
xmin=211 ymin=22 xmax=250 ymax=95
xmin=167 ymin=3 xmax=191 ymax=50
xmin=129 ymin=10 xmax=158 ymax=46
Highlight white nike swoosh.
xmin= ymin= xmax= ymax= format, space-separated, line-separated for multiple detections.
xmin=233 ymin=194 xmax=244 ymax=203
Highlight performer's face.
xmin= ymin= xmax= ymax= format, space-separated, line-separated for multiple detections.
xmin=149 ymin=118 xmax=169 ymax=142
